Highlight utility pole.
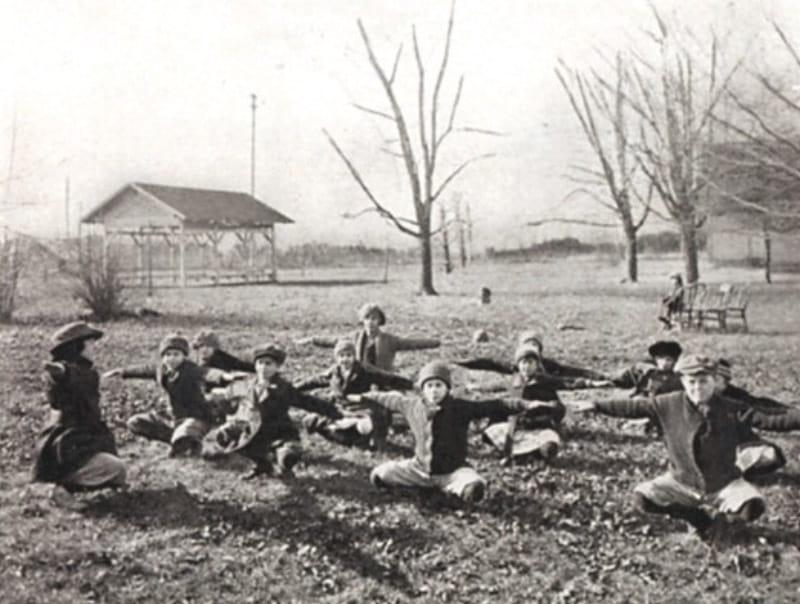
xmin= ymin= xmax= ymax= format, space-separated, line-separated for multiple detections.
xmin=250 ymin=93 xmax=257 ymax=196
xmin=64 ymin=177 xmax=70 ymax=238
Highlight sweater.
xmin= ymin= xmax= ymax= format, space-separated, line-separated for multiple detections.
xmin=312 ymin=329 xmax=440 ymax=371
xmin=596 ymin=391 xmax=800 ymax=493
xmin=121 ymin=359 xmax=225 ymax=424
xmin=363 ymin=392 xmax=526 ymax=474
xmin=33 ymin=357 xmax=118 ymax=483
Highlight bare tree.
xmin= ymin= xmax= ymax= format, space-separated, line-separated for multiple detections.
xmin=706 ymin=21 xmax=800 ymax=282
xmin=553 ymin=54 xmax=656 ymax=282
xmin=324 ymin=2 xmax=495 ymax=294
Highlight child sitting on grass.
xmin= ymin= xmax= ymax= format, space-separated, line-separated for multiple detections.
xmin=104 ymin=334 xmax=243 ymax=458
xmin=297 ymin=339 xmax=414 ymax=450
xmin=34 ymin=322 xmax=127 ymax=509
xmin=192 ymin=329 xmax=255 ymax=374
xmin=209 ymin=344 xmax=343 ymax=480
xmin=465 ymin=343 xmax=570 ymax=465
xmin=606 ymin=340 xmax=684 ymax=398
xmin=571 ymin=354 xmax=800 ymax=540
xmin=349 ymin=360 xmax=538 ymax=508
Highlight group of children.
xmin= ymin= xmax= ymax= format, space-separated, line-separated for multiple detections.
xmin=33 ymin=301 xmax=800 ymax=540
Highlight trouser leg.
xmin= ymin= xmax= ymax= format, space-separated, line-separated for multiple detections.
xmin=127 ymin=412 xmax=173 ymax=444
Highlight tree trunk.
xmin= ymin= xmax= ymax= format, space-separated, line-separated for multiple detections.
xmin=763 ymin=227 xmax=772 ymax=284
xmin=419 ymin=231 xmax=437 ymax=295
xmin=440 ymin=205 xmax=452 ymax=274
xmin=622 ymin=222 xmax=638 ymax=283
xmin=679 ymin=221 xmax=700 ymax=284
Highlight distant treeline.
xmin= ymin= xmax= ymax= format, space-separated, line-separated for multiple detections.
xmin=486 ymin=231 xmax=707 ymax=262
xmin=275 ymin=243 xmax=418 ymax=268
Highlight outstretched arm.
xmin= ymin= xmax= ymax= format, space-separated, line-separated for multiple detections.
xmin=394 ymin=335 xmax=441 ymax=352
xmin=349 ymin=391 xmax=412 ymax=414
xmin=365 ymin=366 xmax=414 ymax=391
xmin=294 ymin=371 xmax=332 ymax=392
xmin=454 ymin=357 xmax=515 ymax=375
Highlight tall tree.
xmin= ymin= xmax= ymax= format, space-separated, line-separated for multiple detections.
xmin=324 ymin=2 xmax=495 ymax=295
xmin=553 ymin=54 xmax=655 ymax=282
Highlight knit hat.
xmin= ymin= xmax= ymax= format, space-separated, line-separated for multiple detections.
xmin=192 ymin=329 xmax=221 ymax=350
xmin=675 ymin=354 xmax=716 ymax=376
xmin=417 ymin=360 xmax=452 ymax=389
xmin=648 ymin=340 xmax=682 ymax=360
xmin=358 ymin=302 xmax=386 ymax=326
xmin=514 ymin=343 xmax=541 ymax=364
xmin=716 ymin=358 xmax=732 ymax=380
xmin=159 ymin=334 xmax=190 ymax=357
xmin=334 ymin=339 xmax=356 ymax=357
xmin=50 ymin=321 xmax=104 ymax=354
xmin=253 ymin=343 xmax=287 ymax=365
xmin=517 ymin=330 xmax=544 ymax=353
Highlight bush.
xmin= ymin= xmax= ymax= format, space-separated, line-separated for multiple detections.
xmin=72 ymin=252 xmax=127 ymax=322
xmin=0 ymin=239 xmax=23 ymax=322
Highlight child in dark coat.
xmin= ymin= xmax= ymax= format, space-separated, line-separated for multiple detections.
xmin=105 ymin=334 xmax=239 ymax=457
xmin=34 ymin=322 xmax=126 ymax=508
xmin=659 ymin=272 xmax=685 ymax=329
xmin=297 ymin=340 xmax=414 ymax=449
xmin=572 ymin=355 xmax=800 ymax=539
xmin=208 ymin=344 xmax=343 ymax=479
xmin=350 ymin=361 xmax=538 ymax=507
xmin=192 ymin=329 xmax=255 ymax=374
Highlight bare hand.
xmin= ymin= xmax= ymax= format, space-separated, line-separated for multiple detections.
xmin=568 ymin=399 xmax=597 ymax=413
xmin=103 ymin=368 xmax=123 ymax=380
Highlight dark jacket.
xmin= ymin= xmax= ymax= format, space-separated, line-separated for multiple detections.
xmin=312 ymin=330 xmax=440 ymax=371
xmin=364 ymin=392 xmax=526 ymax=474
xmin=455 ymin=356 xmax=606 ymax=385
xmin=201 ymin=349 xmax=255 ymax=374
xmin=33 ymin=357 xmax=118 ymax=483
xmin=122 ymin=359 xmax=224 ymax=424
xmin=596 ymin=391 xmax=800 ymax=493
xmin=611 ymin=362 xmax=683 ymax=398
xmin=295 ymin=361 xmax=413 ymax=414
xmin=721 ymin=384 xmax=790 ymax=416
xmin=214 ymin=374 xmax=342 ymax=457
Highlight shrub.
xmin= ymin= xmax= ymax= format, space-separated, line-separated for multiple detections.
xmin=0 ymin=239 xmax=23 ymax=322
xmin=72 ymin=252 xmax=127 ymax=322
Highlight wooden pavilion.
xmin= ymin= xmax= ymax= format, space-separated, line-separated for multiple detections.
xmin=82 ymin=183 xmax=293 ymax=287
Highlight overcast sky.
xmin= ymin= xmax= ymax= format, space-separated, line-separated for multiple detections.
xmin=0 ymin=0 xmax=797 ymax=249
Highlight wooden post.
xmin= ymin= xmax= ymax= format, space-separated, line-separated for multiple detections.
xmin=133 ymin=233 xmax=145 ymax=284
xmin=146 ymin=228 xmax=154 ymax=296
xmin=269 ymin=225 xmax=277 ymax=281
xmin=179 ymin=225 xmax=186 ymax=288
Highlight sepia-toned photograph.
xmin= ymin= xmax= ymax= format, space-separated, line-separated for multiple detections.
xmin=2 ymin=1 xmax=800 ymax=602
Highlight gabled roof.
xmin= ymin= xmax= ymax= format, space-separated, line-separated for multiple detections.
xmin=83 ymin=183 xmax=293 ymax=227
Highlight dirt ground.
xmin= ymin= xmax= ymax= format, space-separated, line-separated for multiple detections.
xmin=2 ymin=256 xmax=800 ymax=603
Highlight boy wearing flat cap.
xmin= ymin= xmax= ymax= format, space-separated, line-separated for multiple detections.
xmin=572 ymin=354 xmax=800 ymax=538
xmin=34 ymin=321 xmax=126 ymax=508
xmin=349 ymin=360 xmax=540 ymax=507
xmin=298 ymin=302 xmax=440 ymax=372
xmin=297 ymin=339 xmax=414 ymax=450
xmin=105 ymin=334 xmax=241 ymax=457
xmin=208 ymin=343 xmax=342 ymax=479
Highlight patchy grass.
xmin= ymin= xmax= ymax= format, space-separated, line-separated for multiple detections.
xmin=2 ymin=257 xmax=800 ymax=603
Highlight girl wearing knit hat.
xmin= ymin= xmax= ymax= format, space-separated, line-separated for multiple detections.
xmin=348 ymin=360 xmax=541 ymax=508
xmin=33 ymin=321 xmax=126 ymax=509
xmin=104 ymin=333 xmax=245 ymax=458
xmin=296 ymin=339 xmax=414 ymax=450
xmin=296 ymin=302 xmax=440 ymax=372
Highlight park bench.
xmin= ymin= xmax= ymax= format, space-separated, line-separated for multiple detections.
xmin=692 ymin=283 xmax=750 ymax=332
xmin=677 ymin=282 xmax=705 ymax=329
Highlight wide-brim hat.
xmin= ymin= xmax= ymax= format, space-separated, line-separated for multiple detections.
xmin=358 ymin=303 xmax=386 ymax=326
xmin=675 ymin=354 xmax=716 ymax=376
xmin=417 ymin=360 xmax=452 ymax=389
xmin=50 ymin=321 xmax=104 ymax=353
xmin=648 ymin=340 xmax=682 ymax=359
xmin=192 ymin=329 xmax=221 ymax=350
xmin=159 ymin=334 xmax=190 ymax=357
xmin=253 ymin=343 xmax=287 ymax=366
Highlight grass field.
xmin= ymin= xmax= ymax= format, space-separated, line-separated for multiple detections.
xmin=2 ymin=256 xmax=800 ymax=603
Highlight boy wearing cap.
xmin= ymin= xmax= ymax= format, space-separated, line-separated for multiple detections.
xmin=298 ymin=302 xmax=440 ymax=372
xmin=34 ymin=322 xmax=126 ymax=508
xmin=105 ymin=334 xmax=239 ymax=457
xmin=349 ymin=360 xmax=538 ymax=507
xmin=607 ymin=340 xmax=684 ymax=398
xmin=455 ymin=330 xmax=608 ymax=384
xmin=297 ymin=339 xmax=414 ymax=449
xmin=192 ymin=329 xmax=255 ymax=374
xmin=209 ymin=343 xmax=343 ymax=479
xmin=572 ymin=354 xmax=800 ymax=538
